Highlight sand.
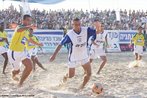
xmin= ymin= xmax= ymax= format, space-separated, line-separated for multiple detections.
xmin=0 ymin=52 xmax=147 ymax=98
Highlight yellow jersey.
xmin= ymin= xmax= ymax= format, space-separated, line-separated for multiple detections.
xmin=0 ymin=31 xmax=7 ymax=46
xmin=132 ymin=33 xmax=145 ymax=46
xmin=9 ymin=25 xmax=30 ymax=52
xmin=26 ymin=35 xmax=39 ymax=50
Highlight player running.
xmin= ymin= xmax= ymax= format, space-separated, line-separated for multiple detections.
xmin=130 ymin=26 xmax=145 ymax=63
xmin=90 ymin=22 xmax=108 ymax=74
xmin=0 ymin=23 xmax=9 ymax=74
xmin=26 ymin=28 xmax=47 ymax=71
xmin=50 ymin=18 xmax=99 ymax=89
xmin=7 ymin=14 xmax=43 ymax=87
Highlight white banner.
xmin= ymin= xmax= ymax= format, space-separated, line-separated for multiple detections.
xmin=106 ymin=30 xmax=121 ymax=52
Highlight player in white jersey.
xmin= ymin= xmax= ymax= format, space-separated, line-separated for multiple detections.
xmin=50 ymin=18 xmax=98 ymax=89
xmin=90 ymin=22 xmax=108 ymax=74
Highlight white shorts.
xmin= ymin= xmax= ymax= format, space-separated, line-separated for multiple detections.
xmin=134 ymin=45 xmax=143 ymax=56
xmin=68 ymin=58 xmax=89 ymax=68
xmin=0 ymin=46 xmax=7 ymax=55
xmin=90 ymin=48 xmax=106 ymax=59
xmin=28 ymin=48 xmax=38 ymax=56
xmin=8 ymin=49 xmax=31 ymax=70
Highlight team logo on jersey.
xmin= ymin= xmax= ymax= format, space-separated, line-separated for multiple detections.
xmin=137 ymin=39 xmax=142 ymax=43
xmin=77 ymin=36 xmax=82 ymax=42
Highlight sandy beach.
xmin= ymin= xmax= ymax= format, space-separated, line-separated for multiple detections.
xmin=0 ymin=52 xmax=147 ymax=98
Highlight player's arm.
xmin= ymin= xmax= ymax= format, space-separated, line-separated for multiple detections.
xmin=28 ymin=38 xmax=43 ymax=46
xmin=16 ymin=25 xmax=36 ymax=32
xmin=0 ymin=36 xmax=9 ymax=45
xmin=0 ymin=37 xmax=6 ymax=42
xmin=105 ymin=34 xmax=109 ymax=47
xmin=35 ymin=37 xmax=43 ymax=49
xmin=26 ymin=31 xmax=43 ymax=46
xmin=50 ymin=45 xmax=62 ymax=62
xmin=130 ymin=34 xmax=136 ymax=46
xmin=87 ymin=27 xmax=97 ymax=46
xmin=129 ymin=39 xmax=133 ymax=47
xmin=50 ymin=35 xmax=71 ymax=62
xmin=4 ymin=38 xmax=9 ymax=45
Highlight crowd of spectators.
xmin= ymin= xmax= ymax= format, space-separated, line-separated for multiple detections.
xmin=0 ymin=4 xmax=147 ymax=30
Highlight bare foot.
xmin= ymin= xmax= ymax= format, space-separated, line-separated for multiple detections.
xmin=96 ymin=72 xmax=100 ymax=75
xmin=2 ymin=71 xmax=6 ymax=74
xmin=17 ymin=83 xmax=23 ymax=88
xmin=43 ymin=68 xmax=47 ymax=71
xmin=63 ymin=76 xmax=68 ymax=83
xmin=78 ymin=84 xmax=84 ymax=90
xmin=12 ymin=75 xmax=19 ymax=82
xmin=96 ymin=71 xmax=100 ymax=75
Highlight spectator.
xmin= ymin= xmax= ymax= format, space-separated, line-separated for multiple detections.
xmin=1 ymin=5 xmax=147 ymax=30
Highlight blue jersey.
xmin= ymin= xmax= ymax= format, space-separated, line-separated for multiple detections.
xmin=60 ymin=27 xmax=96 ymax=62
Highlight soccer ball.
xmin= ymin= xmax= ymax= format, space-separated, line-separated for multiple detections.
xmin=92 ymin=83 xmax=103 ymax=94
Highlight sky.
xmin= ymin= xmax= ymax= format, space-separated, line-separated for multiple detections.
xmin=0 ymin=0 xmax=147 ymax=11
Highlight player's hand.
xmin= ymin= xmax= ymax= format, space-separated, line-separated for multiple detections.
xmin=30 ymin=24 xmax=37 ymax=29
xmin=50 ymin=55 xmax=56 ymax=62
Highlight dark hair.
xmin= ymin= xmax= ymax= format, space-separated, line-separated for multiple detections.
xmin=73 ymin=18 xmax=80 ymax=21
xmin=93 ymin=19 xmax=99 ymax=22
xmin=29 ymin=28 xmax=33 ymax=31
xmin=23 ymin=14 xmax=31 ymax=20
xmin=138 ymin=26 xmax=143 ymax=30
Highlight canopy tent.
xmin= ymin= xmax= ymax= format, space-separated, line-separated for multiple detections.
xmin=4 ymin=0 xmax=65 ymax=4
xmin=0 ymin=0 xmax=147 ymax=11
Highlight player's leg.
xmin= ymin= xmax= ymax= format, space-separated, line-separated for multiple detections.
xmin=19 ymin=58 xmax=32 ymax=87
xmin=90 ymin=59 xmax=93 ymax=63
xmin=80 ymin=62 xmax=91 ymax=89
xmin=31 ymin=56 xmax=36 ymax=71
xmin=84 ymin=59 xmax=93 ymax=75
xmin=1 ymin=52 xmax=8 ymax=74
xmin=11 ymin=61 xmax=20 ymax=81
xmin=97 ymin=56 xmax=107 ymax=74
xmin=138 ymin=55 xmax=142 ymax=60
xmin=138 ymin=46 xmax=143 ymax=60
xmin=12 ymin=69 xmax=20 ymax=81
xmin=135 ymin=53 xmax=138 ymax=60
xmin=7 ymin=50 xmax=20 ymax=81
xmin=89 ymin=49 xmax=95 ymax=63
xmin=63 ymin=68 xmax=75 ymax=83
xmin=84 ymin=49 xmax=94 ymax=75
xmin=34 ymin=56 xmax=47 ymax=71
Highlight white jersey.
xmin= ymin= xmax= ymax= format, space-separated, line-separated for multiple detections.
xmin=67 ymin=27 xmax=88 ymax=62
xmin=91 ymin=32 xmax=107 ymax=49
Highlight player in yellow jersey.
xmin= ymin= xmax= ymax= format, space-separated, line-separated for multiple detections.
xmin=26 ymin=28 xmax=46 ymax=71
xmin=130 ymin=26 xmax=145 ymax=61
xmin=7 ymin=15 xmax=43 ymax=87
xmin=0 ymin=24 xmax=9 ymax=74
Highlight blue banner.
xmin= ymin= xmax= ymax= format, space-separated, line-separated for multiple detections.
xmin=119 ymin=31 xmax=136 ymax=43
